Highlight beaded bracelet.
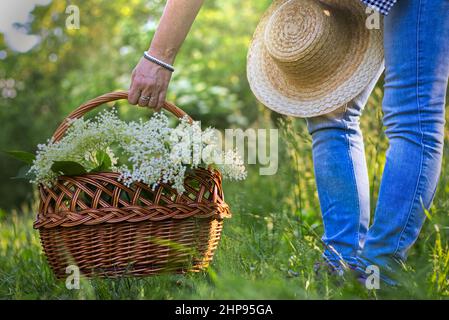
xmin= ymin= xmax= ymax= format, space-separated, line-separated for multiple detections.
xmin=143 ymin=52 xmax=175 ymax=72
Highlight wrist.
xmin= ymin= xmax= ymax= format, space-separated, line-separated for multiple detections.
xmin=143 ymin=51 xmax=175 ymax=72
xmin=147 ymin=47 xmax=176 ymax=65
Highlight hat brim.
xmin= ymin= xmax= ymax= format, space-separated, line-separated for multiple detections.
xmin=247 ymin=0 xmax=385 ymax=118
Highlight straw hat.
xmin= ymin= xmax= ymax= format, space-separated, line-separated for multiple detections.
xmin=247 ymin=0 xmax=384 ymax=118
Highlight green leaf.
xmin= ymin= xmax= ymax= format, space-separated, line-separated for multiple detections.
xmin=3 ymin=150 xmax=35 ymax=165
xmin=51 ymin=161 xmax=87 ymax=176
xmin=91 ymin=150 xmax=112 ymax=172
xmin=11 ymin=165 xmax=35 ymax=180
xmin=109 ymin=143 xmax=127 ymax=167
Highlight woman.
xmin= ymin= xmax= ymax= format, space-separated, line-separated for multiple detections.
xmin=128 ymin=0 xmax=449 ymax=284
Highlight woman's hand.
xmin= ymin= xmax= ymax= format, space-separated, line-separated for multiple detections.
xmin=128 ymin=55 xmax=173 ymax=111
xmin=127 ymin=0 xmax=204 ymax=110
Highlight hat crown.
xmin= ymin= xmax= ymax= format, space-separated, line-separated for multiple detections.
xmin=263 ymin=0 xmax=350 ymax=81
xmin=246 ymin=0 xmax=384 ymax=117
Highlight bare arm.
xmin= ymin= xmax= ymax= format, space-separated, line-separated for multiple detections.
xmin=128 ymin=0 xmax=204 ymax=109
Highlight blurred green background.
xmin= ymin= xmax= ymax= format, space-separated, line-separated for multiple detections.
xmin=0 ymin=0 xmax=270 ymax=210
xmin=1 ymin=0 xmax=449 ymax=299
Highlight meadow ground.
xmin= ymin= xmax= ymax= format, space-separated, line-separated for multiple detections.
xmin=1 ymin=94 xmax=449 ymax=300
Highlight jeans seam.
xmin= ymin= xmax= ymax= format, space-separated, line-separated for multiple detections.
xmin=342 ymin=108 xmax=362 ymax=260
xmin=392 ymin=0 xmax=425 ymax=258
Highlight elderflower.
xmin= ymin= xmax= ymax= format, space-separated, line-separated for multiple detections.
xmin=29 ymin=109 xmax=246 ymax=194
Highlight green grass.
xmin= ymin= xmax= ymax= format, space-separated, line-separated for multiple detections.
xmin=1 ymin=97 xmax=449 ymax=299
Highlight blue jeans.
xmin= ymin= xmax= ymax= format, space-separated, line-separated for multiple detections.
xmin=306 ymin=0 xmax=449 ymax=281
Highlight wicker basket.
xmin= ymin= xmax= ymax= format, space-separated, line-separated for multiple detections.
xmin=34 ymin=91 xmax=231 ymax=278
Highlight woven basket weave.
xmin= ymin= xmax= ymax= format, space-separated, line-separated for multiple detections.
xmin=34 ymin=91 xmax=231 ymax=278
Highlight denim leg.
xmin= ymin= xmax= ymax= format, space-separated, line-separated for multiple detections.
xmin=306 ymin=66 xmax=383 ymax=269
xmin=358 ymin=0 xmax=449 ymax=278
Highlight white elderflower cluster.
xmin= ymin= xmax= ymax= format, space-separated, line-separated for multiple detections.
xmin=29 ymin=110 xmax=246 ymax=193
xmin=30 ymin=109 xmax=125 ymax=187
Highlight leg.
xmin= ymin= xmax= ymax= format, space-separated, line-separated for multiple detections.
xmin=358 ymin=0 xmax=449 ymax=280
xmin=306 ymin=67 xmax=383 ymax=269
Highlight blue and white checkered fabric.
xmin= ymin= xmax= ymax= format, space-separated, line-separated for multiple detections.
xmin=361 ymin=0 xmax=397 ymax=15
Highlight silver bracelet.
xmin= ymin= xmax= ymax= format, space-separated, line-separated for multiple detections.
xmin=143 ymin=52 xmax=175 ymax=72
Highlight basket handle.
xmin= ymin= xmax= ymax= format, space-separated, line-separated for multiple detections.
xmin=51 ymin=91 xmax=192 ymax=142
